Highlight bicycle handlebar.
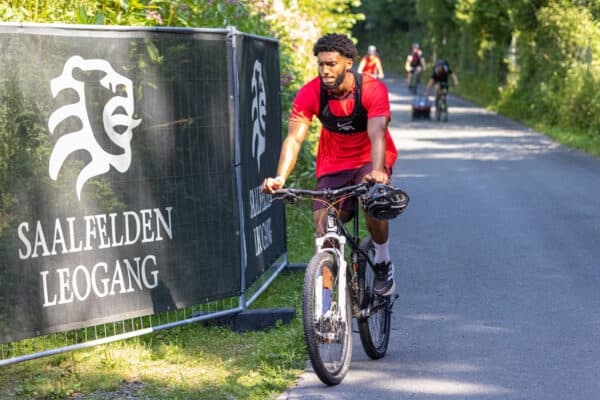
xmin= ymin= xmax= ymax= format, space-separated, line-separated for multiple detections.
xmin=271 ymin=182 xmax=370 ymax=204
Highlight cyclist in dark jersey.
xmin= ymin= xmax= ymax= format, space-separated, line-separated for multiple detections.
xmin=262 ymin=33 xmax=398 ymax=296
xmin=404 ymin=43 xmax=426 ymax=88
xmin=423 ymin=59 xmax=459 ymax=101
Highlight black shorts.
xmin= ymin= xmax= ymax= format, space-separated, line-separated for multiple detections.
xmin=313 ymin=163 xmax=392 ymax=214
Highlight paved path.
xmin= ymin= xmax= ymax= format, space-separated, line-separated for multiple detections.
xmin=279 ymin=76 xmax=600 ymax=399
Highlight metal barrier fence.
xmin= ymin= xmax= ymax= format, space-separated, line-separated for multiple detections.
xmin=0 ymin=254 xmax=287 ymax=366
xmin=0 ymin=23 xmax=286 ymax=365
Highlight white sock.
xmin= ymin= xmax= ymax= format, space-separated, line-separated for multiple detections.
xmin=373 ymin=239 xmax=390 ymax=264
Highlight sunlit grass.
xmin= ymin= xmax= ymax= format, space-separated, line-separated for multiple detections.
xmin=532 ymin=123 xmax=600 ymax=158
xmin=0 ymin=274 xmax=308 ymax=400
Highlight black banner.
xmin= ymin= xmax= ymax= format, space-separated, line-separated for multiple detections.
xmin=235 ymin=34 xmax=286 ymax=289
xmin=0 ymin=25 xmax=278 ymax=342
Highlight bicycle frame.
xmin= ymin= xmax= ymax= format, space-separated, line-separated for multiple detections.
xmin=273 ymin=182 xmax=401 ymax=384
xmin=435 ymin=83 xmax=449 ymax=122
xmin=313 ymin=197 xmax=374 ymax=321
xmin=313 ymin=205 xmax=350 ymax=323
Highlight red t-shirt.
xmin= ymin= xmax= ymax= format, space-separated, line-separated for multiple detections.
xmin=290 ymin=74 xmax=397 ymax=177
xmin=361 ymin=56 xmax=381 ymax=75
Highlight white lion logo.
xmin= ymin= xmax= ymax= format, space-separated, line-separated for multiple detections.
xmin=48 ymin=56 xmax=141 ymax=200
xmin=251 ymin=60 xmax=266 ymax=172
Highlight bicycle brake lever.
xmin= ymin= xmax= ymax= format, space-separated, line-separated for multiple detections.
xmin=271 ymin=191 xmax=301 ymax=204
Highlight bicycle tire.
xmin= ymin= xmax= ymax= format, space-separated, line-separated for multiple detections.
xmin=302 ymin=252 xmax=352 ymax=385
xmin=440 ymin=94 xmax=449 ymax=122
xmin=357 ymin=237 xmax=392 ymax=360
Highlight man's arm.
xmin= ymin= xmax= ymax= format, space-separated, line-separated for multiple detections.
xmin=262 ymin=120 xmax=310 ymax=193
xmin=364 ymin=116 xmax=390 ymax=183
xmin=452 ymin=73 xmax=459 ymax=86
xmin=404 ymin=56 xmax=412 ymax=72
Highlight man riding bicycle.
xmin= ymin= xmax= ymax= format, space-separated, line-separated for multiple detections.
xmin=423 ymin=59 xmax=459 ymax=102
xmin=405 ymin=43 xmax=426 ymax=89
xmin=262 ymin=33 xmax=398 ymax=296
xmin=357 ymin=44 xmax=384 ymax=80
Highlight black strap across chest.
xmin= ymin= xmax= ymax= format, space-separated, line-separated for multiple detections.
xmin=318 ymin=71 xmax=368 ymax=134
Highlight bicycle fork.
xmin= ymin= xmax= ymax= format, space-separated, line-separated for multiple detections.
xmin=314 ymin=232 xmax=348 ymax=322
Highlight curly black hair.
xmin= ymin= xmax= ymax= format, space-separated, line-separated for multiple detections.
xmin=313 ymin=33 xmax=358 ymax=61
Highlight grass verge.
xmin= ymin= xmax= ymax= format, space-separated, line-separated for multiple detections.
xmin=0 ymin=271 xmax=306 ymax=400
xmin=454 ymin=77 xmax=600 ymax=158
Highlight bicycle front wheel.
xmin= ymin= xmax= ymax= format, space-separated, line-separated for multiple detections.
xmin=302 ymin=252 xmax=352 ymax=385
xmin=357 ymin=238 xmax=392 ymax=359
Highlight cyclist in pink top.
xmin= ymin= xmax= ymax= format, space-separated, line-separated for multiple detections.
xmin=263 ymin=33 xmax=398 ymax=296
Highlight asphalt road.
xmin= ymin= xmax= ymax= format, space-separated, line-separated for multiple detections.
xmin=279 ymin=75 xmax=600 ymax=399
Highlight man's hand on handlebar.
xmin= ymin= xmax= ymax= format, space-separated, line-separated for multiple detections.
xmin=262 ymin=176 xmax=285 ymax=194
xmin=363 ymin=170 xmax=389 ymax=184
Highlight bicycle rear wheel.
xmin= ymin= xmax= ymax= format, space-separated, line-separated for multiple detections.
xmin=302 ymin=252 xmax=352 ymax=385
xmin=357 ymin=238 xmax=392 ymax=359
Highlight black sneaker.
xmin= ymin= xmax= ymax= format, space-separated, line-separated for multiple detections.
xmin=373 ymin=261 xmax=395 ymax=296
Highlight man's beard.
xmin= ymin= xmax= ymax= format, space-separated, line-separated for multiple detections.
xmin=321 ymin=69 xmax=347 ymax=89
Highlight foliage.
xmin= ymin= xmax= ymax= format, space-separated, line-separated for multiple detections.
xmin=352 ymin=0 xmax=423 ymax=71
xmin=0 ymin=1 xmax=268 ymax=33
xmin=353 ymin=0 xmax=600 ymax=143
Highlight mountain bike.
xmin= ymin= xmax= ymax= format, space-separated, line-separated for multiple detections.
xmin=272 ymin=182 xmax=409 ymax=385
xmin=435 ymin=83 xmax=449 ymax=122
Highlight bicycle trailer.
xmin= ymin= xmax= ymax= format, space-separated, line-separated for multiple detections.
xmin=411 ymin=95 xmax=431 ymax=120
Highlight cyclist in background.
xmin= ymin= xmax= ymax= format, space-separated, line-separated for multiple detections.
xmin=405 ymin=43 xmax=426 ymax=88
xmin=423 ymin=59 xmax=459 ymax=102
xmin=357 ymin=45 xmax=384 ymax=80
xmin=262 ymin=33 xmax=398 ymax=296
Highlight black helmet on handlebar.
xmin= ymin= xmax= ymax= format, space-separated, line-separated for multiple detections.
xmin=360 ymin=183 xmax=409 ymax=220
